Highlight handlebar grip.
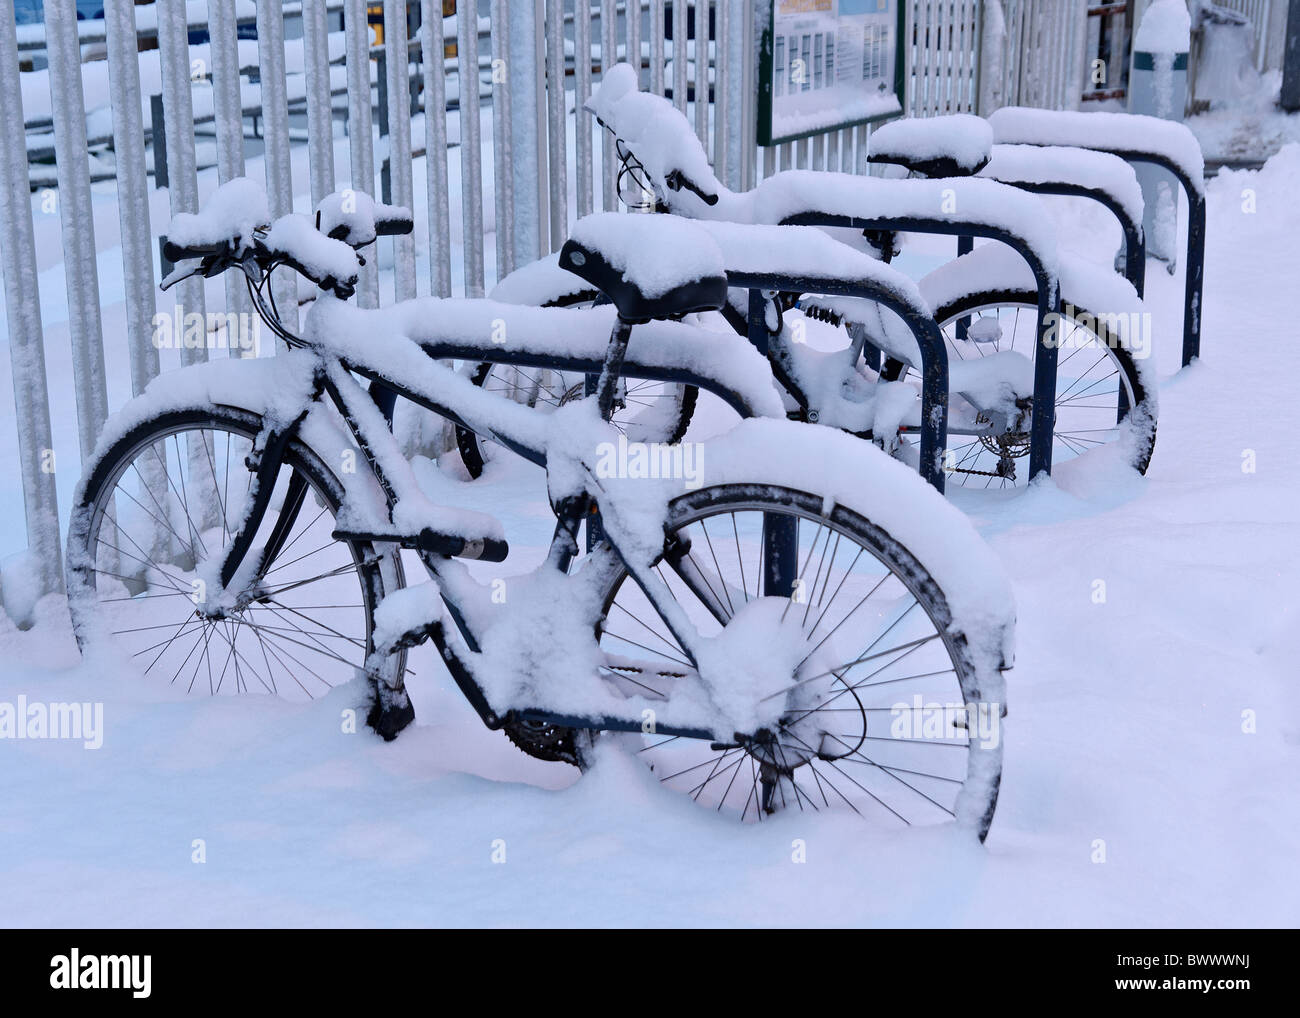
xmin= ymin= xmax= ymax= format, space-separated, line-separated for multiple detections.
xmin=161 ymin=237 xmax=230 ymax=264
xmin=374 ymin=214 xmax=414 ymax=237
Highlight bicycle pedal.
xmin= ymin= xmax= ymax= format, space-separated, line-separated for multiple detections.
xmin=332 ymin=526 xmax=509 ymax=562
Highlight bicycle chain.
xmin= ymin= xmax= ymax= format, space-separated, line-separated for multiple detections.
xmin=949 ymin=464 xmax=1014 ymax=479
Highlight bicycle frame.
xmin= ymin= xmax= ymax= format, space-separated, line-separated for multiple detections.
xmin=212 ymin=277 xmax=800 ymax=742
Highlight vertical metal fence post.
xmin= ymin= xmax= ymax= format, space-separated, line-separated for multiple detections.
xmin=43 ymin=0 xmax=109 ymax=463
xmin=533 ymin=0 xmax=549 ymax=256
xmin=627 ymin=0 xmax=641 ymax=83
xmin=257 ymin=0 xmax=298 ymax=336
xmin=423 ymin=0 xmax=453 ymax=296
xmin=545 ymin=0 xmax=568 ymax=252
xmin=712 ymin=0 xmax=728 ymax=180
xmin=456 ymin=0 xmax=485 ymax=294
xmin=208 ymin=0 xmax=252 ymax=326
xmin=977 ymin=0 xmax=1003 ymax=114
xmin=104 ymin=0 xmax=166 ymax=585
xmin=383 ymin=0 xmax=417 ymax=300
xmin=601 ymin=0 xmax=618 ymax=210
xmin=490 ymin=0 xmax=515 ymax=278
xmin=105 ymin=0 xmax=160 ymax=397
xmin=346 ymin=0 xmax=380 ymax=307
xmin=740 ymin=0 xmax=756 ymax=189
xmin=0 ymin=0 xmax=62 ymax=599
xmin=721 ymin=0 xmax=745 ymax=191
xmin=574 ymin=0 xmax=594 ymax=218
xmin=302 ymin=0 xmax=337 ymax=205
xmin=157 ymin=0 xmax=206 ymax=368
xmin=507 ymin=0 xmax=544 ymax=268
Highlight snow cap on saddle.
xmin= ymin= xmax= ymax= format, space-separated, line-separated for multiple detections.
xmin=560 ymin=212 xmax=727 ymax=323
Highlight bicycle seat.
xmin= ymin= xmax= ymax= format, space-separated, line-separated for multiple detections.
xmin=866 ymin=114 xmax=993 ymax=178
xmin=558 ymin=212 xmax=728 ymax=323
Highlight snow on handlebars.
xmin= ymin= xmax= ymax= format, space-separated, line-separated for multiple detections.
xmin=160 ymin=177 xmax=414 ymax=297
xmin=162 ymin=177 xmax=270 ymax=258
xmin=584 ymin=62 xmax=723 ymax=212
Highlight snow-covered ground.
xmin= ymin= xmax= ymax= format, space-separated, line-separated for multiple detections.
xmin=1187 ymin=71 xmax=1300 ymax=165
xmin=1 ymin=118 xmax=1298 ymax=925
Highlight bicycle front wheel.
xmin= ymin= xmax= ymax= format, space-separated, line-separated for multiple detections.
xmin=67 ymin=406 xmax=404 ymax=701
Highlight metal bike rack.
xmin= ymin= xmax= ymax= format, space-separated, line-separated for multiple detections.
xmin=1101 ymin=149 xmax=1205 ymax=366
xmin=378 ymin=339 xmax=778 ymax=446
xmin=986 ymin=119 xmax=1207 ymax=367
xmin=991 ymin=178 xmax=1148 ymax=298
xmin=778 ymin=210 xmax=1062 ymax=483
xmin=722 ymin=269 xmax=951 ymax=494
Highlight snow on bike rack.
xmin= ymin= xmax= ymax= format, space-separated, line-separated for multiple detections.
xmin=988 ymin=106 xmax=1207 ymax=365
xmin=980 ymin=144 xmax=1147 ymax=296
xmin=305 ymin=292 xmax=786 ymax=425
xmin=585 ymin=67 xmax=1076 ymax=484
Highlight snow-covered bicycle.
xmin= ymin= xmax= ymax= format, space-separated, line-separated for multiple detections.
xmin=66 ymin=181 xmax=1013 ymax=835
xmin=457 ymin=65 xmax=1158 ymax=490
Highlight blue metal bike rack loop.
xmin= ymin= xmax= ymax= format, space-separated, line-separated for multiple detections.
xmin=778 ymin=211 xmax=1062 ymax=483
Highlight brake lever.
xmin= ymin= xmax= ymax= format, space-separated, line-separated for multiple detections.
xmin=664 ymin=169 xmax=720 ymax=206
xmin=160 ymin=257 xmax=212 ymax=292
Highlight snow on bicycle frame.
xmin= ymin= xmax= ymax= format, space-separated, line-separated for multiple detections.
xmin=586 ymin=64 xmax=1067 ymax=484
xmin=136 ymin=180 xmax=1014 ymax=764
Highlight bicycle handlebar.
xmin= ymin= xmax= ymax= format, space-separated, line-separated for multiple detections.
xmin=161 ymin=237 xmax=232 ymax=265
xmin=374 ymin=211 xmax=414 ymax=237
xmin=160 ymin=231 xmax=360 ymax=301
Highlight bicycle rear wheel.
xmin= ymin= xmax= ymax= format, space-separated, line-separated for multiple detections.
xmin=593 ymin=484 xmax=1003 ymax=840
xmin=897 ymin=295 xmax=1155 ymax=487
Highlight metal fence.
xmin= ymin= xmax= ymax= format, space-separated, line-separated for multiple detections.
xmin=984 ymin=0 xmax=1089 ymax=111
xmin=0 ymin=0 xmax=1085 ymax=617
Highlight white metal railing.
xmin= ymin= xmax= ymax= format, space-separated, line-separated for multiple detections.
xmin=0 ymin=0 xmax=1081 ymax=620
xmin=986 ymin=0 xmax=1089 ymax=112
xmin=907 ymin=0 xmax=983 ymax=116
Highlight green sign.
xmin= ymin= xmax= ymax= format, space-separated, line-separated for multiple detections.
xmin=757 ymin=0 xmax=905 ymax=146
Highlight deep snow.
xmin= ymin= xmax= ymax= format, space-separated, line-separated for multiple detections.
xmin=1 ymin=123 xmax=1298 ymax=925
